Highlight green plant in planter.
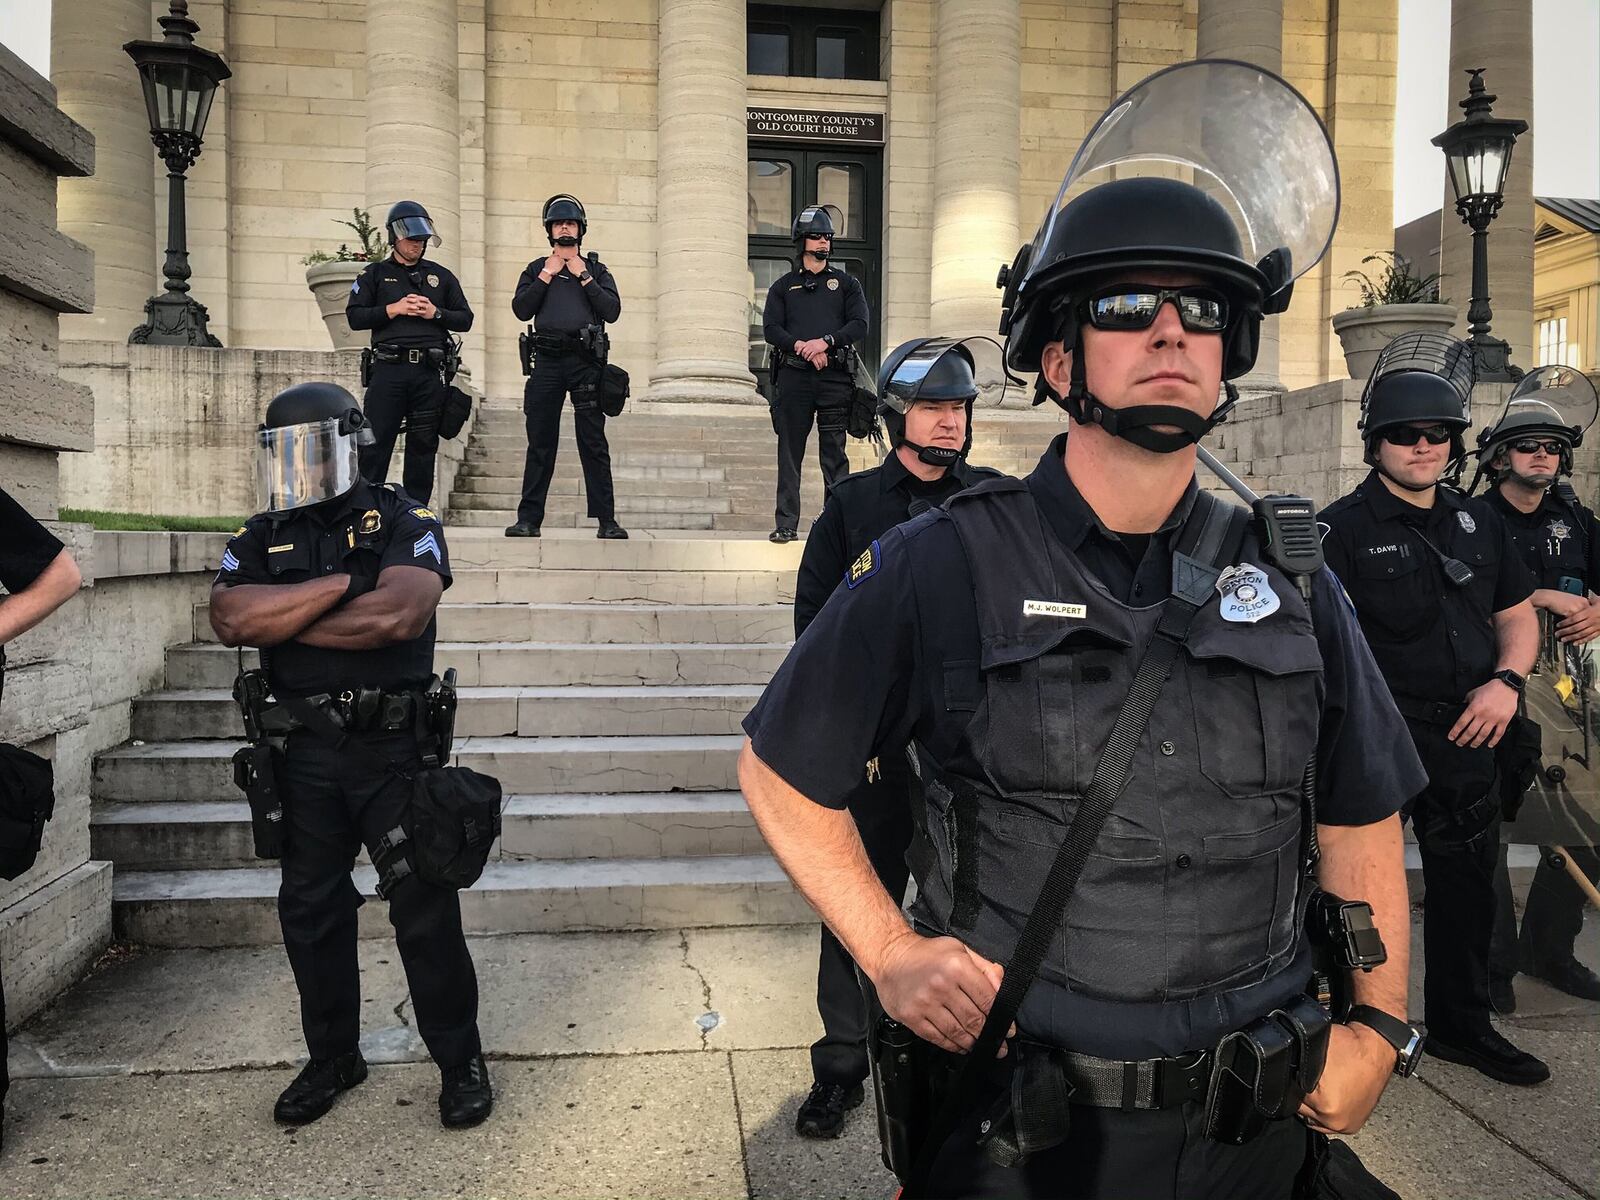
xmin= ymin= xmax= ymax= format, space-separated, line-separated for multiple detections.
xmin=1343 ymin=251 xmax=1447 ymax=308
xmin=301 ymin=208 xmax=386 ymax=266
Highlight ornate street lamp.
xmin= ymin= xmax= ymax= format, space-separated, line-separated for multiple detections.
xmin=1431 ymin=67 xmax=1528 ymax=382
xmin=125 ymin=1 xmax=231 ymax=346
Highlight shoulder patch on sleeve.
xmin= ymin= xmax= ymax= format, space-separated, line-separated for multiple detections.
xmin=410 ymin=507 xmax=437 ymax=521
xmin=845 ymin=540 xmax=881 ymax=589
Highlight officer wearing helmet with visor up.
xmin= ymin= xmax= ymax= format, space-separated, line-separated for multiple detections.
xmin=508 ymin=194 xmax=626 ymax=540
xmin=210 ymin=382 xmax=492 ymax=1132
xmin=762 ymin=204 xmax=871 ymax=543
xmin=346 ymin=201 xmax=474 ymax=505
xmin=1465 ymin=367 xmax=1600 ymax=1014
xmin=791 ymin=337 xmax=1005 ymax=1140
xmin=742 ymin=61 xmax=1424 ymax=1199
xmin=1321 ymin=334 xmax=1546 ymax=1087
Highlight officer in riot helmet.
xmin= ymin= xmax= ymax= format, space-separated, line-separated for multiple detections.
xmin=762 ymin=204 xmax=871 ymax=543
xmin=346 ymin=200 xmax=474 ymax=505
xmin=1472 ymin=367 xmax=1600 ymax=1011
xmin=1321 ymin=333 xmax=1546 ymax=1086
xmin=744 ymin=62 xmax=1424 ymax=1199
xmin=507 ymin=194 xmax=627 ymax=539
xmin=210 ymin=381 xmax=493 ymax=1130
xmin=791 ymin=337 xmax=1005 ymax=1139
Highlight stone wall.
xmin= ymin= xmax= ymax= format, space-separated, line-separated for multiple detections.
xmin=0 ymin=44 xmax=113 ymax=1029
xmin=58 ymin=345 xmax=481 ymax=519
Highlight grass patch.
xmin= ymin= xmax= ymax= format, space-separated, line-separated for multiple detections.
xmin=62 ymin=509 xmax=245 ymax=533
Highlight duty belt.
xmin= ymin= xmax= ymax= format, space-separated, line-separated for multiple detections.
xmin=1392 ymin=695 xmax=1465 ymax=726
xmin=372 ymin=344 xmax=444 ymax=367
xmin=270 ymin=687 xmax=426 ymax=734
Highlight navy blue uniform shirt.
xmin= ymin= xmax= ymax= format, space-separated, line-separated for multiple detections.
xmin=762 ymin=265 xmax=869 ymax=361
xmin=214 ymin=481 xmax=452 ymax=696
xmin=1483 ymin=484 xmax=1600 ymax=593
xmin=511 ymin=253 xmax=622 ymax=333
xmin=0 ymin=486 xmax=64 ymax=595
xmin=346 ymin=255 xmax=473 ymax=349
xmin=1320 ymin=471 xmax=1535 ymax=706
xmin=747 ymin=434 xmax=1424 ymax=825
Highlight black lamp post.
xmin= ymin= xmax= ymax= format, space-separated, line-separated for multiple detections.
xmin=125 ymin=1 xmax=231 ymax=347
xmin=1431 ymin=67 xmax=1528 ymax=382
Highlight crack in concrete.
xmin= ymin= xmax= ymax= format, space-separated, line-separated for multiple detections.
xmin=677 ymin=928 xmax=718 ymax=1050
xmin=1416 ymin=1074 xmax=1598 ymax=1200
xmin=392 ymin=995 xmax=413 ymax=1029
xmin=725 ymin=1051 xmax=756 ymax=1200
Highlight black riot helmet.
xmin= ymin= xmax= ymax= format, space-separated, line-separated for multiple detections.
xmin=997 ymin=59 xmax=1339 ymax=454
xmin=542 ymin=194 xmax=588 ymax=246
xmin=256 ymin=382 xmax=374 ymax=514
xmin=792 ymin=204 xmax=839 ymax=264
xmin=1469 ymin=364 xmax=1600 ymax=491
xmin=1357 ymin=331 xmax=1475 ymax=490
xmin=385 ymin=200 xmax=439 ymax=247
xmin=878 ymin=336 xmax=1013 ymax=467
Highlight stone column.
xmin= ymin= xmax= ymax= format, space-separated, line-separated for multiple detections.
xmin=1198 ymin=0 xmax=1284 ymax=392
xmin=929 ymin=0 xmax=1020 ymax=338
xmin=366 ymin=0 xmax=460 ymax=258
xmin=1441 ymin=0 xmax=1535 ymax=372
xmin=648 ymin=0 xmax=758 ymax=403
xmin=51 ymin=0 xmax=157 ymax=342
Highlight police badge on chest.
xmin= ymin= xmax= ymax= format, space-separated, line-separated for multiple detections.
xmin=1216 ymin=563 xmax=1280 ymax=624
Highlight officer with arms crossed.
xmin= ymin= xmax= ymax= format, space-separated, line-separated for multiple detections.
xmin=1471 ymin=367 xmax=1600 ymax=1009
xmin=792 ymin=337 xmax=1005 ymax=1140
xmin=742 ymin=63 xmax=1425 ymax=1199
xmin=1320 ymin=333 xmax=1545 ymax=1086
xmin=210 ymin=383 xmax=492 ymax=1129
xmin=507 ymin=194 xmax=627 ymax=540
xmin=346 ymin=201 xmax=474 ymax=505
xmin=762 ymin=204 xmax=870 ymax=544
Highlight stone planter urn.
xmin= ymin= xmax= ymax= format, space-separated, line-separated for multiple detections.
xmin=305 ymin=260 xmax=368 ymax=351
xmin=1330 ymin=303 xmax=1457 ymax=380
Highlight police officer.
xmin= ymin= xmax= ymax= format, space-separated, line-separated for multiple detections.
xmin=346 ymin=201 xmax=474 ymax=505
xmin=506 ymin=194 xmax=626 ymax=540
xmin=743 ymin=62 xmax=1424 ymax=1199
xmin=763 ymin=204 xmax=870 ymax=543
xmin=210 ymin=382 xmax=492 ymax=1129
xmin=1472 ymin=367 xmax=1600 ymax=1009
xmin=0 ymin=486 xmax=82 ymax=1151
xmin=793 ymin=337 xmax=1004 ymax=1140
xmin=1320 ymin=333 xmax=1547 ymax=1086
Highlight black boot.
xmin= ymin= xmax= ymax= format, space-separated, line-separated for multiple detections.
xmin=1426 ymin=1027 xmax=1550 ymax=1086
xmin=1527 ymin=957 xmax=1600 ymax=1002
xmin=274 ymin=1051 xmax=368 ymax=1125
xmin=598 ymin=519 xmax=629 ymax=540
xmin=794 ymin=1080 xmax=864 ymax=1139
xmin=504 ymin=522 xmax=540 ymax=537
xmin=439 ymin=1053 xmax=494 ymax=1128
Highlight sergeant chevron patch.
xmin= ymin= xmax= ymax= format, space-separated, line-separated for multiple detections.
xmin=413 ymin=532 xmax=442 ymax=563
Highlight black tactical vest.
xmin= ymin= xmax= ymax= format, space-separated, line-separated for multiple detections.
xmin=911 ymin=479 xmax=1324 ymax=1006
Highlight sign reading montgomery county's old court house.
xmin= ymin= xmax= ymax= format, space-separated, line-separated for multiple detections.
xmin=747 ymin=108 xmax=885 ymax=144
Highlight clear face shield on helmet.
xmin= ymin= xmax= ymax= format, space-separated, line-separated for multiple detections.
xmin=255 ymin=416 xmax=368 ymax=514
xmin=1480 ymin=365 xmax=1600 ymax=464
xmin=388 ymin=214 xmax=440 ymax=247
xmin=880 ymin=336 xmax=1016 ymax=415
xmin=1012 ymin=59 xmax=1340 ymax=317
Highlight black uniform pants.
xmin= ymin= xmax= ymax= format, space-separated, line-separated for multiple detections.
xmin=773 ymin=366 xmax=851 ymax=530
xmin=1405 ymin=719 xmax=1503 ymax=1038
xmin=1492 ymin=841 xmax=1598 ymax=976
xmin=359 ymin=359 xmax=446 ymax=505
xmin=278 ymin=728 xmax=480 ymax=1068
xmin=810 ymin=752 xmax=916 ymax=1087
xmin=922 ymin=1084 xmax=1309 ymax=1200
xmin=518 ymin=354 xmax=613 ymax=527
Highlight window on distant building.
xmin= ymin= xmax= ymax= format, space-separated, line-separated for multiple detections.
xmin=1537 ymin=314 xmax=1576 ymax=369
xmin=747 ymin=6 xmax=879 ymax=80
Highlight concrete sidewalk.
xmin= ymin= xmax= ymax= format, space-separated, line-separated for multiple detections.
xmin=3 ymin=918 xmax=1595 ymax=1199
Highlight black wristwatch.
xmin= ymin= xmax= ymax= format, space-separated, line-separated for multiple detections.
xmin=1346 ymin=1005 xmax=1425 ymax=1078
xmin=1492 ymin=668 xmax=1526 ymax=694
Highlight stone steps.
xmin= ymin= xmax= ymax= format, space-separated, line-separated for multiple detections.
xmin=190 ymin=603 xmax=790 ymax=646
xmin=447 ymin=568 xmax=795 ymax=605
xmin=112 ymin=854 xmax=808 ymax=947
xmin=441 ymin=534 xmax=804 ymax=572
xmin=449 ymin=491 xmax=734 ymax=515
xmin=165 ymin=641 xmax=790 ymax=689
xmin=131 ymin=683 xmax=763 ymax=741
xmin=95 ymin=735 xmax=745 ymax=802
xmin=92 ymin=791 xmax=762 ymax=872
xmin=454 ymin=475 xmax=716 ymax=499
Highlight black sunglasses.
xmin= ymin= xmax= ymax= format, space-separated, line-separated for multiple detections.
xmin=1509 ymin=438 xmax=1566 ymax=456
xmin=1082 ymin=285 xmax=1230 ymax=334
xmin=1383 ymin=424 xmax=1454 ymax=447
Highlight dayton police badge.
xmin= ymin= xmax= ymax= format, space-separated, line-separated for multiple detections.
xmin=827 ymin=277 xmax=839 ymax=290
xmin=1216 ymin=563 xmax=1280 ymax=624
xmin=359 ymin=509 xmax=382 ymax=534
xmin=1457 ymin=511 xmax=1477 ymax=534
xmin=427 ymin=273 xmax=440 ymax=288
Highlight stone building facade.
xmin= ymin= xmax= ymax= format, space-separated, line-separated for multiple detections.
xmin=51 ymin=0 xmax=1403 ymax=413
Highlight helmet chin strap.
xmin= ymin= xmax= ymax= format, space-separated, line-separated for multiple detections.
xmin=1062 ymin=344 xmax=1236 ymax=454
xmin=902 ymin=440 xmax=960 ymax=468
xmin=550 ymin=235 xmax=580 ymax=247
